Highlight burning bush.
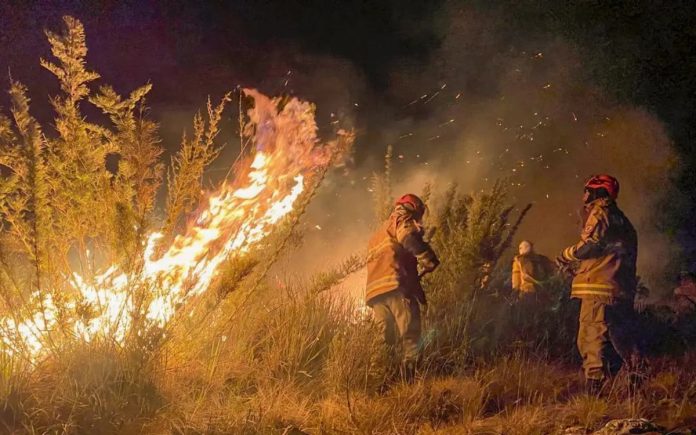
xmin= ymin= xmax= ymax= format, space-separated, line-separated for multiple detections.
xmin=0 ymin=16 xmax=355 ymax=432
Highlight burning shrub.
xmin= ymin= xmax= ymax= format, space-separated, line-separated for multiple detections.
xmin=0 ymin=16 xmax=353 ymax=363
xmin=0 ymin=15 xmax=356 ymax=433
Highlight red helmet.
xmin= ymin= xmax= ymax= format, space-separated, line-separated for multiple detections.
xmin=584 ymin=174 xmax=619 ymax=200
xmin=395 ymin=193 xmax=426 ymax=218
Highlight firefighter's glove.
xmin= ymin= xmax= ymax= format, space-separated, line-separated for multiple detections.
xmin=402 ymin=229 xmax=440 ymax=276
xmin=417 ymin=263 xmax=435 ymax=278
xmin=417 ymin=254 xmax=439 ymax=276
xmin=555 ymin=255 xmax=576 ymax=278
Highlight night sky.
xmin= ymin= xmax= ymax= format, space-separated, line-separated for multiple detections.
xmin=1 ymin=1 xmax=696 ymax=271
xmin=2 ymin=1 xmax=694 ymax=154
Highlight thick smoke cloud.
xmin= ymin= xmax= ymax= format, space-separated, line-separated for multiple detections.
xmin=287 ymin=5 xmax=677 ymax=298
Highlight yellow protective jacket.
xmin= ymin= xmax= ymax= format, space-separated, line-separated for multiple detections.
xmin=561 ymin=198 xmax=637 ymax=301
xmin=512 ymin=253 xmax=555 ymax=293
xmin=365 ymin=206 xmax=439 ymax=305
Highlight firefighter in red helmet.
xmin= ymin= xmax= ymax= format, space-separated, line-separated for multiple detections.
xmin=365 ymin=194 xmax=439 ymax=381
xmin=557 ymin=174 xmax=641 ymax=392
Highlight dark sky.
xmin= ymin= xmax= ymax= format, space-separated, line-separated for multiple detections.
xmin=1 ymin=0 xmax=696 ymax=266
xmin=1 ymin=1 xmax=694 ymax=145
xmin=0 ymin=1 xmax=441 ymax=107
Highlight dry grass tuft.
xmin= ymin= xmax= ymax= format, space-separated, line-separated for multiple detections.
xmin=563 ymin=394 xmax=610 ymax=431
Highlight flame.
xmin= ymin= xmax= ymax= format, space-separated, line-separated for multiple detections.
xmin=0 ymin=89 xmax=346 ymax=360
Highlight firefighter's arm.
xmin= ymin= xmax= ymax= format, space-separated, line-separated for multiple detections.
xmin=397 ymin=219 xmax=440 ymax=274
xmin=560 ymin=208 xmax=607 ymax=262
xmin=511 ymin=258 xmax=521 ymax=290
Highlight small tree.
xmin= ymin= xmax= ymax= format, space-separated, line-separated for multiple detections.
xmin=90 ymin=83 xmax=163 ymax=261
xmin=0 ymin=17 xmax=237 ymax=357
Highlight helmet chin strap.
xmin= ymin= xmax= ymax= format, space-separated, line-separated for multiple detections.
xmin=584 ymin=187 xmax=610 ymax=204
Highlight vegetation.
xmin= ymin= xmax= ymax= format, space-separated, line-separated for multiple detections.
xmin=1 ymin=16 xmax=696 ymax=435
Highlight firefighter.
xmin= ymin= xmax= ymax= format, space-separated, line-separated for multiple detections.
xmin=556 ymin=174 xmax=640 ymax=392
xmin=672 ymin=271 xmax=696 ymax=343
xmin=673 ymin=271 xmax=696 ymax=316
xmin=365 ymin=194 xmax=439 ymax=380
xmin=510 ymin=240 xmax=556 ymax=343
xmin=512 ymin=240 xmax=555 ymax=296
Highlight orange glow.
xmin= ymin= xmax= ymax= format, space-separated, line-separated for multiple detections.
xmin=1 ymin=89 xmax=347 ymax=360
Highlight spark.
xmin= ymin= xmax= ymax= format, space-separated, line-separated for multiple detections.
xmin=408 ymin=94 xmax=429 ymax=106
xmin=424 ymin=91 xmax=440 ymax=104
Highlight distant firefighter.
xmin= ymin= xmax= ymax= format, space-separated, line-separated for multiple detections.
xmin=365 ymin=194 xmax=439 ymax=380
xmin=512 ymin=240 xmax=555 ymax=296
xmin=556 ymin=174 xmax=640 ymax=392
xmin=673 ymin=271 xmax=696 ymax=316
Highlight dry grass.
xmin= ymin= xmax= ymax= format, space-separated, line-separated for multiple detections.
xmin=3 ymin=178 xmax=696 ymax=434
xmin=5 ymin=297 xmax=696 ymax=434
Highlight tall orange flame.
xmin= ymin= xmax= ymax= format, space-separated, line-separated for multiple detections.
xmin=0 ymin=89 xmax=348 ymax=360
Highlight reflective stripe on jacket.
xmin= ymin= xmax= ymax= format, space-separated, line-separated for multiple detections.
xmin=562 ymin=198 xmax=637 ymax=300
xmin=365 ymin=207 xmax=439 ymax=305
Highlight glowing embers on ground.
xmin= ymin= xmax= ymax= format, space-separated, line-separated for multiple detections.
xmin=0 ymin=90 xmax=337 ymax=360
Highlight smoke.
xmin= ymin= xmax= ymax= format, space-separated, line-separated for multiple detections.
xmin=284 ymin=5 xmax=677 ymax=297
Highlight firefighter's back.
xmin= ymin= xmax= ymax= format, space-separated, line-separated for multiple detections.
xmin=365 ymin=219 xmax=401 ymax=305
xmin=572 ymin=199 xmax=638 ymax=300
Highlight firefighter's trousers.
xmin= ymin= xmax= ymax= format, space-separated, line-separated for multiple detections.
xmin=577 ymin=298 xmax=641 ymax=380
xmin=370 ymin=290 xmax=421 ymax=363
